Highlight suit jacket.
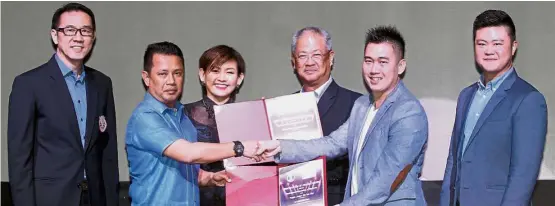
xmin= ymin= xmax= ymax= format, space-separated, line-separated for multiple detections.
xmin=7 ymin=55 xmax=120 ymax=206
xmin=311 ymin=80 xmax=361 ymax=192
xmin=440 ymin=71 xmax=548 ymax=206
xmin=279 ymin=81 xmax=428 ymax=205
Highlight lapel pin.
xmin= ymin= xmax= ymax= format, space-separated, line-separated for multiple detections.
xmin=99 ymin=115 xmax=107 ymax=133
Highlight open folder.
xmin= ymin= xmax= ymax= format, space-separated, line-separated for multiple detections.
xmin=215 ymin=93 xmax=325 ymax=206
xmin=224 ymin=158 xmax=327 ymax=206
xmin=214 ymin=92 xmax=323 ymax=166
xmin=225 ymin=165 xmax=279 ymax=206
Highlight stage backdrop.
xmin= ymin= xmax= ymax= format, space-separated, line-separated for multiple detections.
xmin=2 ymin=1 xmax=554 ymax=182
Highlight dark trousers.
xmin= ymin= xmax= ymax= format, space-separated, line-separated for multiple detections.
xmin=199 ymin=186 xmax=225 ymax=206
xmin=79 ymin=180 xmax=91 ymax=206
xmin=327 ymin=184 xmax=345 ymax=205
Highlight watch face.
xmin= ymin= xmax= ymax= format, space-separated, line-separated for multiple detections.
xmin=234 ymin=142 xmax=244 ymax=157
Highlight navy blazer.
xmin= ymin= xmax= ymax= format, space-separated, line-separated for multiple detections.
xmin=440 ymin=71 xmax=548 ymax=206
xmin=7 ymin=55 xmax=120 ymax=206
xmin=317 ymin=80 xmax=362 ymax=138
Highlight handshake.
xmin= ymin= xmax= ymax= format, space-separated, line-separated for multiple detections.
xmin=239 ymin=140 xmax=283 ymax=162
xmin=203 ymin=140 xmax=284 ymax=187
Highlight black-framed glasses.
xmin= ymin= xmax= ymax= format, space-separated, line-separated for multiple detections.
xmin=56 ymin=27 xmax=95 ymax=37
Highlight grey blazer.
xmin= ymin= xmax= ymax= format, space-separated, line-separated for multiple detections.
xmin=277 ymin=81 xmax=428 ymax=206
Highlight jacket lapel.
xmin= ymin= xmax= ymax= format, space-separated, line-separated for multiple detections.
xmin=351 ymin=81 xmax=404 ymax=162
xmin=317 ymin=80 xmax=338 ymax=118
xmin=464 ymin=72 xmax=516 ymax=156
xmin=349 ymin=99 xmax=372 ymax=165
xmin=84 ymin=68 xmax=99 ymax=152
xmin=47 ymin=56 xmax=84 ymax=153
xmin=359 ymin=101 xmax=392 ymax=155
xmin=454 ymin=85 xmax=477 ymax=157
xmin=357 ymin=89 xmax=398 ymax=158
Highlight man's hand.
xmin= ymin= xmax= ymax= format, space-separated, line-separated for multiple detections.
xmin=210 ymin=170 xmax=231 ymax=187
xmin=199 ymin=169 xmax=231 ymax=187
xmin=241 ymin=140 xmax=264 ymax=162
xmin=256 ymin=140 xmax=281 ymax=158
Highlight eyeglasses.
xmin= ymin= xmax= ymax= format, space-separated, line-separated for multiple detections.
xmin=295 ymin=51 xmax=329 ymax=64
xmin=56 ymin=27 xmax=95 ymax=37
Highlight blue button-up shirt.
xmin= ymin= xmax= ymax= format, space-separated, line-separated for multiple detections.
xmin=461 ymin=68 xmax=514 ymax=153
xmin=126 ymin=92 xmax=200 ymax=206
xmin=55 ymin=54 xmax=87 ymax=148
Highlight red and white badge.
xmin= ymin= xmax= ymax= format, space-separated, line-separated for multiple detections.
xmin=99 ymin=115 xmax=107 ymax=132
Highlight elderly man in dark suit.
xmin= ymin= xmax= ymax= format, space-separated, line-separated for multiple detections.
xmin=289 ymin=26 xmax=362 ymax=205
xmin=8 ymin=3 xmax=119 ymax=206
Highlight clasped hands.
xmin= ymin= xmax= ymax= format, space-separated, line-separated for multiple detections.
xmin=203 ymin=140 xmax=282 ymax=187
xmin=240 ymin=140 xmax=282 ymax=162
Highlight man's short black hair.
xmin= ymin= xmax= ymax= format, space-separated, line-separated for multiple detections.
xmin=143 ymin=41 xmax=185 ymax=73
xmin=365 ymin=25 xmax=406 ymax=60
xmin=51 ymin=2 xmax=96 ymax=30
xmin=473 ymin=9 xmax=516 ymax=42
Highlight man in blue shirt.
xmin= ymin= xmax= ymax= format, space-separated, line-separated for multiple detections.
xmin=126 ymin=41 xmax=262 ymax=206
xmin=440 ymin=10 xmax=548 ymax=206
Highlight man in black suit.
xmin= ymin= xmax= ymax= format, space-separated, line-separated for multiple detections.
xmin=290 ymin=26 xmax=362 ymax=205
xmin=8 ymin=3 xmax=119 ymax=206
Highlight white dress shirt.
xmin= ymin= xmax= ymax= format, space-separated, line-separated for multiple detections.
xmin=300 ymin=77 xmax=333 ymax=103
xmin=351 ymin=104 xmax=378 ymax=196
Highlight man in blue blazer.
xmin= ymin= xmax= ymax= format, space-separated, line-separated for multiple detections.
xmin=7 ymin=3 xmax=119 ymax=206
xmin=289 ymin=26 xmax=362 ymax=205
xmin=440 ymin=10 xmax=548 ymax=206
xmin=261 ymin=26 xmax=428 ymax=206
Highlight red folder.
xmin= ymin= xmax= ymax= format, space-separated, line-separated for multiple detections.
xmin=215 ymin=93 xmax=323 ymax=167
xmin=226 ymin=165 xmax=279 ymax=206
xmin=214 ymin=93 xmax=325 ymax=206
xmin=225 ymin=159 xmax=327 ymax=206
xmin=215 ymin=100 xmax=274 ymax=166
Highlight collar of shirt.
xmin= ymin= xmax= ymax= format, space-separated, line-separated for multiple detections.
xmin=55 ymin=53 xmax=86 ymax=82
xmin=202 ymin=95 xmax=235 ymax=106
xmin=143 ymin=92 xmax=183 ymax=116
xmin=300 ymin=77 xmax=333 ymax=101
xmin=477 ymin=67 xmax=514 ymax=92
